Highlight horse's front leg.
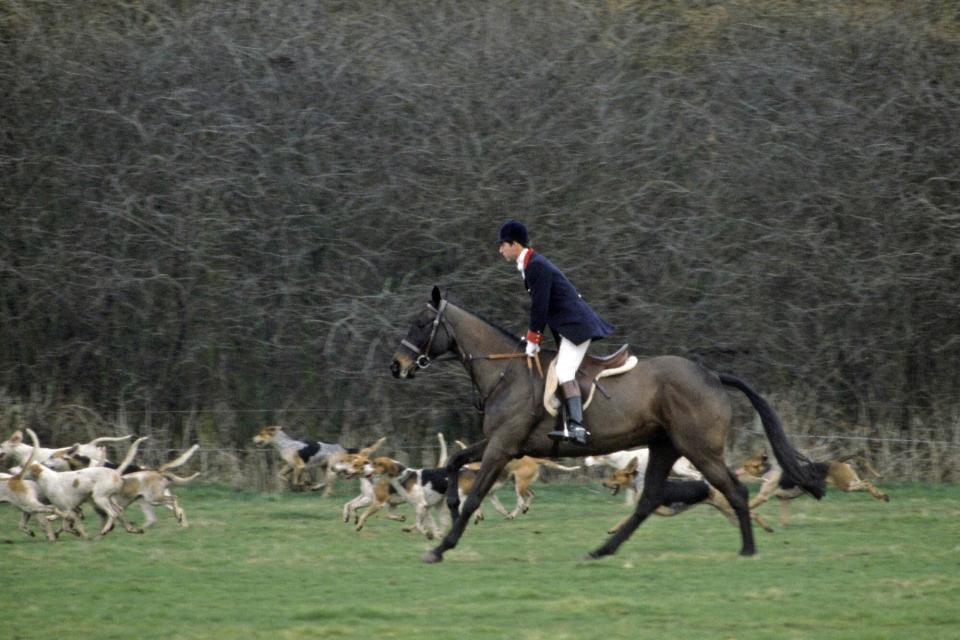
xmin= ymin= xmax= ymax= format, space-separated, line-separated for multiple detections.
xmin=444 ymin=439 xmax=486 ymax=521
xmin=423 ymin=444 xmax=510 ymax=564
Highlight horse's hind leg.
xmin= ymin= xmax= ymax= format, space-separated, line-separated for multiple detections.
xmin=587 ymin=439 xmax=678 ymax=560
xmin=688 ymin=455 xmax=755 ymax=556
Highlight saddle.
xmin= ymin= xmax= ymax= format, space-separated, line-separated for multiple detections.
xmin=543 ymin=344 xmax=638 ymax=416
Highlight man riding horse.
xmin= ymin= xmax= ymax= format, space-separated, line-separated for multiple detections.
xmin=496 ymin=219 xmax=615 ymax=445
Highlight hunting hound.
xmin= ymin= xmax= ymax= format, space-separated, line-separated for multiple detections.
xmin=345 ymin=435 xmax=447 ymax=535
xmin=603 ymin=455 xmax=774 ymax=534
xmin=1 ymin=429 xmax=132 ymax=472
xmin=252 ymin=425 xmax=353 ymax=493
xmin=0 ymin=429 xmax=69 ymax=541
xmin=61 ymin=444 xmax=200 ymax=529
xmin=25 ymin=436 xmax=147 ymax=538
xmin=336 ymin=437 xmax=410 ymax=525
xmin=585 ymin=447 xmax=702 ymax=504
xmin=737 ymin=449 xmax=889 ymax=526
xmin=356 ymin=456 xmax=451 ymax=539
xmin=459 ymin=454 xmax=580 ymax=520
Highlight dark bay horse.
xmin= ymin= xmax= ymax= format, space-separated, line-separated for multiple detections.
xmin=390 ymin=287 xmax=825 ymax=563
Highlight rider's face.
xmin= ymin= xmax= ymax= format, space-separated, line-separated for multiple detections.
xmin=498 ymin=240 xmax=523 ymax=262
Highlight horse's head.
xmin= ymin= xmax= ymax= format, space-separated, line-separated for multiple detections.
xmin=391 ymin=286 xmax=457 ymax=379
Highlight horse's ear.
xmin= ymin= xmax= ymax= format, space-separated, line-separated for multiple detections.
xmin=431 ymin=285 xmax=447 ymax=309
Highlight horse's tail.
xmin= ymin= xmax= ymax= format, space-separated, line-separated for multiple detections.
xmin=719 ymin=373 xmax=826 ymax=499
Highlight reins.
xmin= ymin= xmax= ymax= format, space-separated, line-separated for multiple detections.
xmin=400 ymin=300 xmax=543 ymax=415
xmin=479 ymin=351 xmax=545 ymax=378
xmin=464 ymin=351 xmax=543 ymax=415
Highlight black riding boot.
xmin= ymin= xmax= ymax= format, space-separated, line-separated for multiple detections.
xmin=548 ymin=381 xmax=590 ymax=445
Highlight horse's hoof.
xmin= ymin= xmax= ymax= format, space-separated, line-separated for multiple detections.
xmin=421 ymin=550 xmax=443 ymax=564
xmin=739 ymin=548 xmax=757 ymax=557
xmin=583 ymin=551 xmax=603 ymax=561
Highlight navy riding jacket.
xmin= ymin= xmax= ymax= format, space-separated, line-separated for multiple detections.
xmin=522 ymin=251 xmax=614 ymax=345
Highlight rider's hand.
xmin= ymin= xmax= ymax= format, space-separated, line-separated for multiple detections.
xmin=524 ymin=340 xmax=540 ymax=357
xmin=524 ymin=329 xmax=542 ymax=357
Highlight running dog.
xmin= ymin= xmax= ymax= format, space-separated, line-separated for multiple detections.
xmin=603 ymin=456 xmax=774 ymax=534
xmin=585 ymin=448 xmax=702 ymax=504
xmin=25 ymin=436 xmax=147 ymax=538
xmin=0 ymin=429 xmax=68 ymax=541
xmin=1 ymin=429 xmax=132 ymax=472
xmin=345 ymin=435 xmax=447 ymax=536
xmin=337 ymin=438 xmax=407 ymax=525
xmin=459 ymin=453 xmax=580 ymax=520
xmin=252 ymin=425 xmax=353 ymax=493
xmin=60 ymin=444 xmax=200 ymax=529
xmin=737 ymin=449 xmax=889 ymax=526
xmin=356 ymin=456 xmax=449 ymax=539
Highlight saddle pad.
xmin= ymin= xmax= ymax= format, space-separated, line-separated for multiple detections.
xmin=543 ymin=355 xmax=638 ymax=417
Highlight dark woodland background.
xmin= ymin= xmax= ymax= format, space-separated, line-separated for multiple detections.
xmin=2 ymin=1 xmax=958 ymax=484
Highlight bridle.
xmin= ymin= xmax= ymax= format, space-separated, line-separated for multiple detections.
xmin=399 ymin=299 xmax=452 ymax=370
xmin=398 ymin=298 xmax=543 ymax=415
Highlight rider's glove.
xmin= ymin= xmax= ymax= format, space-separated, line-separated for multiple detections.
xmin=524 ymin=330 xmax=543 ymax=357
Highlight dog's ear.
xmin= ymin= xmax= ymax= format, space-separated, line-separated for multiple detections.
xmin=54 ymin=445 xmax=80 ymax=458
xmin=624 ymin=456 xmax=639 ymax=473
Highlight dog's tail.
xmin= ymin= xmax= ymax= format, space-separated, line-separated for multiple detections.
xmin=158 ymin=444 xmax=199 ymax=472
xmin=528 ymin=457 xmax=580 ymax=472
xmin=86 ymin=435 xmax=133 ymax=446
xmin=360 ymin=437 xmax=387 ymax=457
xmin=436 ymin=433 xmax=449 ymax=467
xmin=14 ymin=428 xmax=42 ymax=480
xmin=116 ymin=437 xmax=148 ymax=475
xmin=163 ymin=471 xmax=201 ymax=485
xmin=719 ymin=373 xmax=826 ymax=500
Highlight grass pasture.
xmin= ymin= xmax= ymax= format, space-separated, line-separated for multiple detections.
xmin=1 ymin=481 xmax=958 ymax=639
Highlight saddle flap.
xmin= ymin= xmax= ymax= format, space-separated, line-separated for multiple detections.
xmin=542 ymin=345 xmax=637 ymax=416
xmin=580 ymin=344 xmax=631 ymax=380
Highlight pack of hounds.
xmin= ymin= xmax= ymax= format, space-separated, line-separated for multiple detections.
xmin=249 ymin=424 xmax=890 ymax=540
xmin=0 ymin=423 xmax=889 ymax=542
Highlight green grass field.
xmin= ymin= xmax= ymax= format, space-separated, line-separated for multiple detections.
xmin=1 ymin=480 xmax=958 ymax=639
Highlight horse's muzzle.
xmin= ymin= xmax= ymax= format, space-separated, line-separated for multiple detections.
xmin=390 ymin=358 xmax=415 ymax=379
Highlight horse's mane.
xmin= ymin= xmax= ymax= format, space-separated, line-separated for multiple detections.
xmin=447 ymin=299 xmax=521 ymax=345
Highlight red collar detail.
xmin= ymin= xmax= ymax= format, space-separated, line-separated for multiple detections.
xmin=523 ymin=248 xmax=534 ymax=270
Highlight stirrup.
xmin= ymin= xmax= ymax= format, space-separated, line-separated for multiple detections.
xmin=547 ymin=423 xmax=590 ymax=445
xmin=568 ymin=426 xmax=590 ymax=446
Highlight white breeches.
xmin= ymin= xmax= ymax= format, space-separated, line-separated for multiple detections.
xmin=556 ymin=337 xmax=590 ymax=384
